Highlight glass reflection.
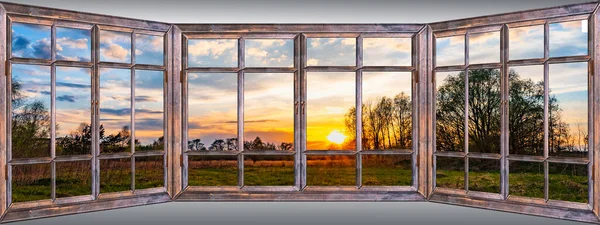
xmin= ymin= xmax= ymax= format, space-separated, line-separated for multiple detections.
xmin=435 ymin=71 xmax=465 ymax=152
xmin=509 ymin=25 xmax=544 ymax=60
xmin=11 ymin=22 xmax=51 ymax=59
xmin=307 ymin=72 xmax=355 ymax=150
xmin=435 ymin=36 xmax=464 ymax=67
xmin=307 ymin=38 xmax=355 ymax=66
xmin=135 ymin=34 xmax=164 ymax=65
xmin=549 ymin=20 xmax=588 ymax=57
xmin=100 ymin=68 xmax=131 ymax=154
xmin=56 ymin=27 xmax=91 ymax=62
xmin=244 ymin=73 xmax=293 ymax=151
xmin=363 ymin=38 xmax=411 ymax=66
xmin=468 ymin=31 xmax=500 ymax=64
xmin=508 ymin=66 xmax=544 ymax=156
xmin=135 ymin=70 xmax=164 ymax=151
xmin=11 ymin=64 xmax=52 ymax=158
xmin=549 ymin=62 xmax=588 ymax=157
xmin=56 ymin=67 xmax=92 ymax=156
xmin=306 ymin=155 xmax=355 ymax=186
xmin=187 ymin=73 xmax=238 ymax=151
xmin=245 ymin=39 xmax=293 ymax=67
xmin=362 ymin=72 xmax=412 ymax=150
xmin=100 ymin=30 xmax=131 ymax=63
xmin=188 ymin=39 xmax=237 ymax=67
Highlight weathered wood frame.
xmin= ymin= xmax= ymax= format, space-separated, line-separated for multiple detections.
xmin=177 ymin=25 xmax=428 ymax=200
xmin=0 ymin=1 xmax=598 ymax=224
xmin=428 ymin=1 xmax=600 ymax=223
xmin=0 ymin=1 xmax=173 ymax=223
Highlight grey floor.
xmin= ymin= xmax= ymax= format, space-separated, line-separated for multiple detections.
xmin=10 ymin=202 xmax=585 ymax=225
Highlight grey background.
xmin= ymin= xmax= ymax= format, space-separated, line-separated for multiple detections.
xmin=2 ymin=0 xmax=592 ymax=224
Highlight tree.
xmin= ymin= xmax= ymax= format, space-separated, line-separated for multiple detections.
xmin=11 ymin=100 xmax=51 ymax=158
xmin=57 ymin=123 xmax=93 ymax=155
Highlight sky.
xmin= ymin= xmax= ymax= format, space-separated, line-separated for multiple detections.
xmin=10 ymin=19 xmax=590 ymax=153
xmin=11 ymin=22 xmax=166 ymax=153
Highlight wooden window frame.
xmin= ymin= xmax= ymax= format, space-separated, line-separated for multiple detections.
xmin=0 ymin=1 xmax=597 ymax=224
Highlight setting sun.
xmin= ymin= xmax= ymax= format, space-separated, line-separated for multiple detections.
xmin=326 ymin=130 xmax=346 ymax=145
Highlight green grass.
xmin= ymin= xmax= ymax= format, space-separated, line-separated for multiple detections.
xmin=437 ymin=169 xmax=588 ymax=203
xmin=12 ymin=161 xmax=165 ymax=203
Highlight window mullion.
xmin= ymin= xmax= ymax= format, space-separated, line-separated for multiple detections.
xmin=464 ymin=32 xmax=470 ymax=192
xmin=543 ymin=21 xmax=550 ymax=202
xmin=355 ymin=35 xmax=363 ymax=189
xmin=237 ymin=37 xmax=245 ymax=188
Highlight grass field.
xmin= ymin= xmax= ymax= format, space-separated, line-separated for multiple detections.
xmin=11 ymin=158 xmax=588 ymax=203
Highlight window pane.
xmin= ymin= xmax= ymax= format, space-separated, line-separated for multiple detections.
xmin=549 ymin=163 xmax=588 ymax=203
xmin=468 ymin=31 xmax=500 ymax=64
xmin=307 ymin=72 xmax=355 ymax=150
xmin=56 ymin=67 xmax=92 ymax=156
xmin=56 ymin=27 xmax=91 ymax=62
xmin=468 ymin=158 xmax=500 ymax=193
xmin=435 ymin=156 xmax=464 ymax=189
xmin=436 ymin=71 xmax=465 ymax=152
xmin=307 ymin=155 xmax=355 ymax=186
xmin=100 ymin=158 xmax=131 ymax=193
xmin=307 ymin=38 xmax=355 ymax=66
xmin=135 ymin=70 xmax=164 ymax=151
xmin=135 ymin=156 xmax=164 ymax=189
xmin=11 ymin=64 xmax=51 ymax=158
xmin=362 ymin=72 xmax=412 ymax=150
xmin=363 ymin=38 xmax=411 ymax=66
xmin=135 ymin=34 xmax=164 ymax=65
xmin=509 ymin=66 xmax=544 ymax=156
xmin=468 ymin=69 xmax=501 ymax=153
xmin=435 ymin=36 xmax=464 ymax=67
xmin=244 ymin=73 xmax=293 ymax=151
xmin=100 ymin=68 xmax=131 ymax=154
xmin=549 ymin=20 xmax=588 ymax=57
xmin=188 ymin=155 xmax=238 ymax=186
xmin=549 ymin=62 xmax=588 ymax=157
xmin=11 ymin=22 xmax=51 ymax=59
xmin=362 ymin=154 xmax=411 ymax=186
xmin=245 ymin=39 xmax=293 ymax=67
xmin=188 ymin=39 xmax=237 ymax=67
xmin=187 ymin=73 xmax=238 ymax=151
xmin=56 ymin=161 xmax=92 ymax=198
xmin=12 ymin=164 xmax=51 ymax=202
xmin=100 ymin=30 xmax=131 ymax=63
xmin=244 ymin=155 xmax=294 ymax=186
xmin=509 ymin=161 xmax=544 ymax=199
xmin=509 ymin=25 xmax=544 ymax=60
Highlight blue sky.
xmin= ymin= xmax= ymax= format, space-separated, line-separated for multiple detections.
xmin=135 ymin=70 xmax=164 ymax=145
xmin=188 ymin=39 xmax=237 ymax=67
xmin=307 ymin=38 xmax=355 ymax=66
xmin=99 ymin=68 xmax=131 ymax=140
xmin=100 ymin=30 xmax=131 ymax=63
xmin=57 ymin=27 xmax=91 ymax=62
xmin=56 ymin=67 xmax=91 ymax=137
xmin=245 ymin=39 xmax=293 ymax=67
xmin=135 ymin=34 xmax=164 ymax=65
xmin=12 ymin=23 xmax=51 ymax=59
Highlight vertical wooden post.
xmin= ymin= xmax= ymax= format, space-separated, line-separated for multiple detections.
xmin=0 ymin=3 xmax=7 ymax=219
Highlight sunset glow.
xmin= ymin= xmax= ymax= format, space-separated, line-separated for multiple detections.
xmin=326 ymin=130 xmax=346 ymax=145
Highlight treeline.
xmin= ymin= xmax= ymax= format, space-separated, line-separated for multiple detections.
xmin=188 ymin=136 xmax=293 ymax=151
xmin=11 ymin=79 xmax=163 ymax=158
xmin=436 ymin=69 xmax=588 ymax=155
xmin=343 ymin=92 xmax=413 ymax=150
